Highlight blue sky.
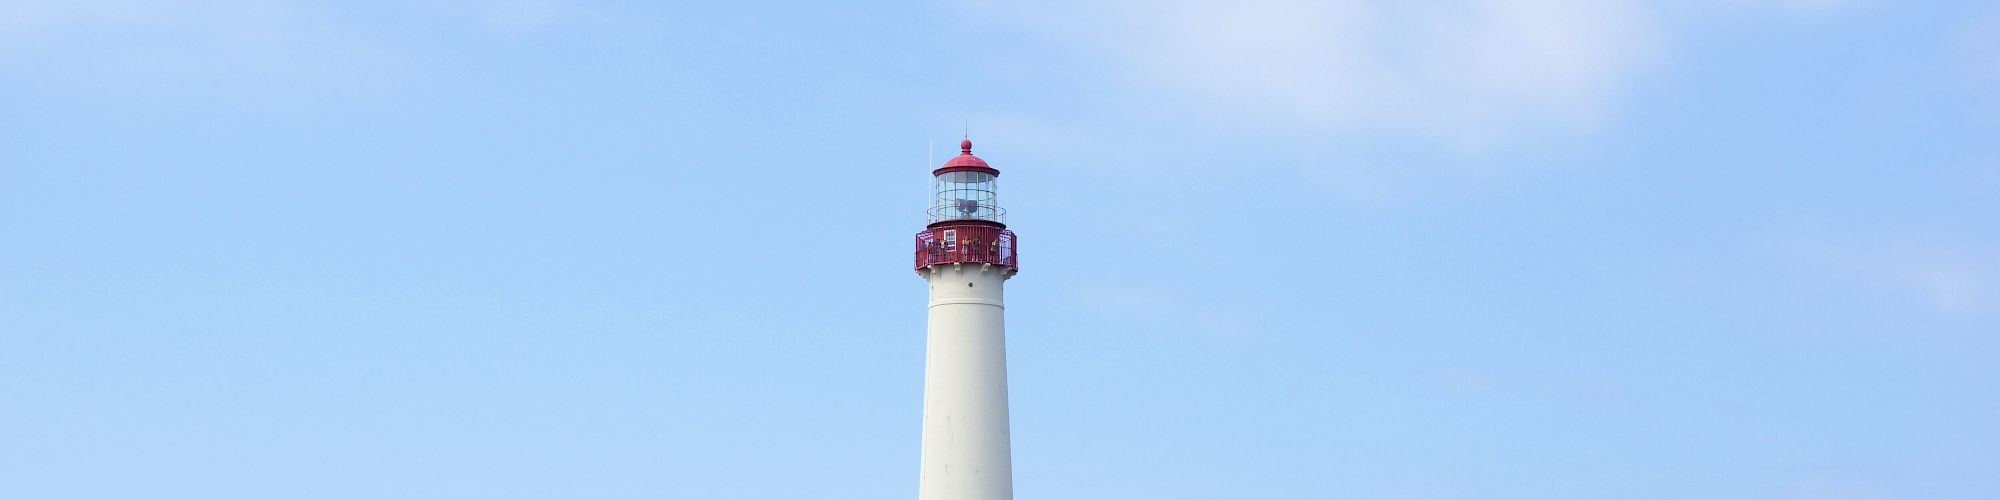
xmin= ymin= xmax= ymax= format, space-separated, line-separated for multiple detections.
xmin=3 ymin=1 xmax=1997 ymax=498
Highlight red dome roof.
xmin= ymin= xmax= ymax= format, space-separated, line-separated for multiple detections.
xmin=935 ymin=137 xmax=999 ymax=175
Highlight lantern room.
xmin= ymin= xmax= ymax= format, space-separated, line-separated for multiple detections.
xmin=929 ymin=138 xmax=1004 ymax=224
xmin=915 ymin=138 xmax=1017 ymax=273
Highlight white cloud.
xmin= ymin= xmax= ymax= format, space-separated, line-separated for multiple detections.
xmin=1750 ymin=0 xmax=1870 ymax=16
xmin=1062 ymin=282 xmax=1263 ymax=338
xmin=0 ymin=1 xmax=407 ymax=103
xmin=971 ymin=0 xmax=1664 ymax=145
xmin=478 ymin=0 xmax=611 ymax=31
xmin=965 ymin=0 xmax=1895 ymax=146
xmin=1792 ymin=237 xmax=1999 ymax=316
xmin=1863 ymin=249 xmax=1997 ymax=315
xmin=0 ymin=1 xmax=164 ymax=41
xmin=0 ymin=1 xmax=605 ymax=105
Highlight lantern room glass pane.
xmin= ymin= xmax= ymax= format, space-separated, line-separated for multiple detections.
xmin=931 ymin=171 xmax=1000 ymax=222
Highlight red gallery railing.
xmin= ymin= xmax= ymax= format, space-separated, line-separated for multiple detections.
xmin=914 ymin=225 xmax=1016 ymax=271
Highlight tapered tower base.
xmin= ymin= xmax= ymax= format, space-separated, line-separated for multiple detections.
xmin=917 ymin=262 xmax=1015 ymax=500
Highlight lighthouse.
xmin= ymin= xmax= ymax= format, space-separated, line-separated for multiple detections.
xmin=914 ymin=138 xmax=1018 ymax=500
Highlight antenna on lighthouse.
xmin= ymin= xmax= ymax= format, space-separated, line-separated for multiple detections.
xmin=927 ymin=137 xmax=935 ymax=210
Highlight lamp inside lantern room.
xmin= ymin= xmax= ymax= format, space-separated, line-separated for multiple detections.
xmin=932 ymin=171 xmax=1000 ymax=223
xmin=935 ymin=169 xmax=997 ymax=220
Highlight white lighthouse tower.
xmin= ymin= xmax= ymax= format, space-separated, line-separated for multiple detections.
xmin=914 ymin=138 xmax=1019 ymax=500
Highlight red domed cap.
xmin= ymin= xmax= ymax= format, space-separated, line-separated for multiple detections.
xmin=935 ymin=137 xmax=999 ymax=175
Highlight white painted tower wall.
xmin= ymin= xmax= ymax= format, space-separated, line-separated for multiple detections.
xmin=918 ymin=262 xmax=1015 ymax=500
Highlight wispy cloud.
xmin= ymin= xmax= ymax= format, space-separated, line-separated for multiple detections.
xmin=1789 ymin=236 xmax=1999 ymax=316
xmin=1 ymin=1 xmax=408 ymax=103
xmin=1062 ymin=282 xmax=1263 ymax=338
xmin=0 ymin=1 xmax=608 ymax=105
xmin=970 ymin=0 xmax=1664 ymax=145
xmin=965 ymin=0 xmax=1897 ymax=147
xmin=476 ymin=0 xmax=612 ymax=32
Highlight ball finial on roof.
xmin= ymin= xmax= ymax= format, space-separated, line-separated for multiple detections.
xmin=937 ymin=136 xmax=994 ymax=173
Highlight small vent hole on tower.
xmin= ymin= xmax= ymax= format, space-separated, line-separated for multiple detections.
xmin=967 ymin=282 xmax=975 ymax=287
